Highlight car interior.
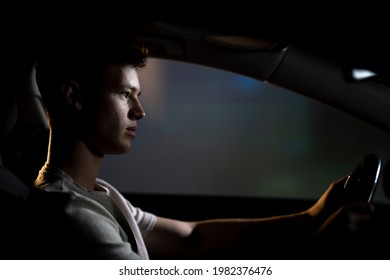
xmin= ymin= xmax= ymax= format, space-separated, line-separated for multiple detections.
xmin=2 ymin=16 xmax=390 ymax=259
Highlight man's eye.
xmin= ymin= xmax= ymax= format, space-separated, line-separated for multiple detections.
xmin=120 ymin=92 xmax=130 ymax=99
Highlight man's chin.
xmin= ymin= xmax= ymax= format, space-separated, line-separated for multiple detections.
xmin=107 ymin=144 xmax=132 ymax=155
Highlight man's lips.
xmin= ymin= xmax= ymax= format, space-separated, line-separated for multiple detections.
xmin=126 ymin=126 xmax=137 ymax=138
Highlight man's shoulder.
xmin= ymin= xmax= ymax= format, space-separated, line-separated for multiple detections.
xmin=95 ymin=177 xmax=115 ymax=190
xmin=34 ymin=163 xmax=74 ymax=192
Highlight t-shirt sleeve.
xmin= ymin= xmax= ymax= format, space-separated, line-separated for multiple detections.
xmin=126 ymin=200 xmax=157 ymax=238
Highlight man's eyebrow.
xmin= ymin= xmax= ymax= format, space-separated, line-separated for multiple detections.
xmin=121 ymin=85 xmax=139 ymax=92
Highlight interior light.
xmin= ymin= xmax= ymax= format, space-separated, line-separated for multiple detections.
xmin=351 ymin=68 xmax=378 ymax=80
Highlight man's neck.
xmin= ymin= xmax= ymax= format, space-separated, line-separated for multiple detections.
xmin=47 ymin=132 xmax=103 ymax=192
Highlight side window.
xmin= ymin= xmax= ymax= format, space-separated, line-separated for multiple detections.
xmin=99 ymin=58 xmax=390 ymax=204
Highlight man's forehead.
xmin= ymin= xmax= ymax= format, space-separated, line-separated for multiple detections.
xmin=102 ymin=64 xmax=140 ymax=88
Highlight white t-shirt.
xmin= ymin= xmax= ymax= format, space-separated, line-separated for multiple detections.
xmin=34 ymin=163 xmax=157 ymax=259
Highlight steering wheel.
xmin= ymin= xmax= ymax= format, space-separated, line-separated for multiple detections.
xmin=343 ymin=153 xmax=381 ymax=203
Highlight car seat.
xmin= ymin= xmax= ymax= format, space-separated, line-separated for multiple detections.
xmin=0 ymin=93 xmax=31 ymax=259
xmin=1 ymin=65 xmax=49 ymax=187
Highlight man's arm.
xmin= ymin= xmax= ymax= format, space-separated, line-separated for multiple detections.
xmin=144 ymin=210 xmax=314 ymax=258
xmin=144 ymin=176 xmax=374 ymax=259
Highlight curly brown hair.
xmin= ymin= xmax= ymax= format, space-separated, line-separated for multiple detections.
xmin=35 ymin=36 xmax=149 ymax=124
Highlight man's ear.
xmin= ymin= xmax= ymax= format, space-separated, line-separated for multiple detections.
xmin=63 ymin=80 xmax=82 ymax=110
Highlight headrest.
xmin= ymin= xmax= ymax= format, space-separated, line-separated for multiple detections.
xmin=0 ymin=94 xmax=17 ymax=143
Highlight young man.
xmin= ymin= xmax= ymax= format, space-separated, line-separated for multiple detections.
xmin=31 ymin=38 xmax=374 ymax=260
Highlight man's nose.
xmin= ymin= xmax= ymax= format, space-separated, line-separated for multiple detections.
xmin=135 ymin=110 xmax=146 ymax=120
xmin=130 ymin=101 xmax=146 ymax=120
